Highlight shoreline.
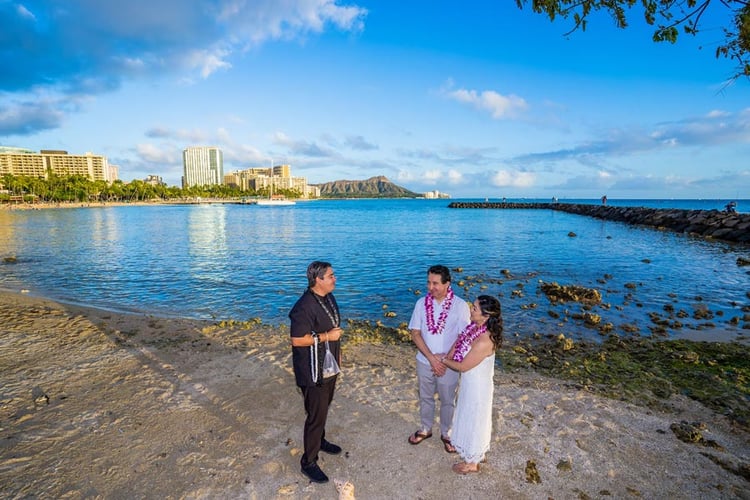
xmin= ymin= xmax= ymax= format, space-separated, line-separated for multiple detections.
xmin=1 ymin=291 xmax=748 ymax=498
xmin=5 ymin=285 xmax=748 ymax=346
xmin=0 ymin=200 xmax=219 ymax=210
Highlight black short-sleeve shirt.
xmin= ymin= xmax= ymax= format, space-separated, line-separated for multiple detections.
xmin=289 ymin=289 xmax=341 ymax=387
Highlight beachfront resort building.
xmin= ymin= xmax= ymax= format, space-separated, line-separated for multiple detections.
xmin=0 ymin=147 xmax=116 ymax=182
xmin=224 ymin=164 xmax=320 ymax=198
xmin=144 ymin=175 xmax=166 ymax=186
xmin=107 ymin=164 xmax=119 ymax=182
xmin=423 ymin=190 xmax=451 ymax=199
xmin=182 ymin=147 xmax=224 ymax=188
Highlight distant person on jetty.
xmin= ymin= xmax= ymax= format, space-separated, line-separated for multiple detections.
xmin=289 ymin=261 xmax=343 ymax=484
xmin=407 ymin=265 xmax=470 ymax=453
xmin=725 ymin=201 xmax=738 ymax=213
xmin=440 ymin=295 xmax=503 ymax=474
xmin=601 ymin=195 xmax=608 ymax=205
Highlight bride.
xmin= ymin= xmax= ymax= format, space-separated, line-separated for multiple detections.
xmin=440 ymin=295 xmax=503 ymax=474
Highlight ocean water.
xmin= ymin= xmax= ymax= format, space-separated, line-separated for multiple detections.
xmin=0 ymin=198 xmax=748 ymax=342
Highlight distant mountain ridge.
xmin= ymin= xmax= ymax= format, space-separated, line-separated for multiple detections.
xmin=314 ymin=176 xmax=418 ymax=198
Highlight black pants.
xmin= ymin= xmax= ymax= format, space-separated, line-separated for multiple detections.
xmin=300 ymin=376 xmax=337 ymax=465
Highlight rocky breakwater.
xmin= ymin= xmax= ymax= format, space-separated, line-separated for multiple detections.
xmin=447 ymin=202 xmax=750 ymax=244
xmin=552 ymin=204 xmax=750 ymax=244
xmin=449 ymin=201 xmax=553 ymax=210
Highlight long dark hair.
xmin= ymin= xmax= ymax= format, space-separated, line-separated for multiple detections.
xmin=477 ymin=295 xmax=503 ymax=348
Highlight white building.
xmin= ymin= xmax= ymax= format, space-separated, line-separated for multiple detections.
xmin=0 ymin=147 xmax=115 ymax=182
xmin=424 ymin=190 xmax=450 ymax=199
xmin=224 ymin=163 xmax=318 ymax=198
xmin=144 ymin=174 xmax=165 ymax=186
xmin=182 ymin=146 xmax=223 ymax=188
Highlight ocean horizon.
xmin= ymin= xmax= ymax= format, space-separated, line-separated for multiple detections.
xmin=1 ymin=198 xmax=748 ymax=343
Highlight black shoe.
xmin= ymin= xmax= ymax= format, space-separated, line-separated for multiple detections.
xmin=301 ymin=461 xmax=329 ymax=483
xmin=320 ymin=439 xmax=342 ymax=455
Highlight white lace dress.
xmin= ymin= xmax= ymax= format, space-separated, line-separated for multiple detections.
xmin=450 ymin=352 xmax=495 ymax=464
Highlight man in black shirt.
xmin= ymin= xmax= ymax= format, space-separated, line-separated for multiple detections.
xmin=289 ymin=261 xmax=343 ymax=483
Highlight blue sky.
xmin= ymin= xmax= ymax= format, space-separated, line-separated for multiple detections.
xmin=1 ymin=0 xmax=748 ymax=198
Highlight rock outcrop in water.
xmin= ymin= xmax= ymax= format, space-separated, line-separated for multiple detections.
xmin=447 ymin=202 xmax=750 ymax=244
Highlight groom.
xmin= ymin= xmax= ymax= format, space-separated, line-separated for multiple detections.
xmin=407 ymin=264 xmax=470 ymax=453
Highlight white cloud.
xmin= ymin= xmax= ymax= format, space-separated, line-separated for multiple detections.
xmin=518 ymin=107 xmax=750 ymax=169
xmin=491 ymin=170 xmax=535 ymax=188
xmin=345 ymin=135 xmax=378 ymax=151
xmin=396 ymin=170 xmax=416 ymax=182
xmin=422 ymin=169 xmax=443 ymax=183
xmin=399 ymin=168 xmax=467 ymax=187
xmin=16 ymin=4 xmax=35 ymax=20
xmin=1 ymin=1 xmax=369 ymax=134
xmin=221 ymin=0 xmax=367 ymax=47
xmin=144 ymin=126 xmax=209 ymax=143
xmin=706 ymin=109 xmax=730 ymax=118
xmin=272 ymin=131 xmax=334 ymax=157
xmin=446 ymin=87 xmax=528 ymax=119
xmin=447 ymin=169 xmax=464 ymax=184
xmin=0 ymin=93 xmax=69 ymax=135
xmin=216 ymin=127 xmax=232 ymax=142
xmin=135 ymin=143 xmax=178 ymax=164
xmin=185 ymin=48 xmax=233 ymax=78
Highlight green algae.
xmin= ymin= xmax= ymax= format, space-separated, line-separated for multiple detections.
xmin=343 ymin=319 xmax=412 ymax=345
xmin=524 ymin=460 xmax=542 ymax=484
xmin=498 ymin=335 xmax=750 ymax=429
xmin=333 ymin=318 xmax=750 ymax=428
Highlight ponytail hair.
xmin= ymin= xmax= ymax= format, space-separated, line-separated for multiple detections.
xmin=477 ymin=295 xmax=503 ymax=348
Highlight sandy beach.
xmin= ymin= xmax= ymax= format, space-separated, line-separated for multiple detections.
xmin=1 ymin=291 xmax=748 ymax=499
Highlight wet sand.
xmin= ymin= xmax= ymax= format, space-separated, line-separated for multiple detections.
xmin=1 ymin=291 xmax=748 ymax=499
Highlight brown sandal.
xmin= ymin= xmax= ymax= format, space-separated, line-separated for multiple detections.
xmin=408 ymin=430 xmax=432 ymax=445
xmin=441 ymin=436 xmax=457 ymax=453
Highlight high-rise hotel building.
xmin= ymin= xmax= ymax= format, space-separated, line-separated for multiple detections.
xmin=0 ymin=147 xmax=116 ymax=182
xmin=182 ymin=147 xmax=223 ymax=188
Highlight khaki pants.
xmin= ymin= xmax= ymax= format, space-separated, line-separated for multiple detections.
xmin=416 ymin=360 xmax=459 ymax=437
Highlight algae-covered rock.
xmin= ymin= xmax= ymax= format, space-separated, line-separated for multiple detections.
xmin=498 ymin=337 xmax=750 ymax=430
xmin=583 ymin=312 xmax=601 ymax=326
xmin=540 ymin=281 xmax=602 ymax=305
xmin=669 ymin=421 xmax=725 ymax=450
xmin=525 ymin=460 xmax=541 ymax=483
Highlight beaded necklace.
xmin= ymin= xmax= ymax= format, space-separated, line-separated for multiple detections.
xmin=313 ymin=292 xmax=340 ymax=328
xmin=425 ymin=286 xmax=454 ymax=335
xmin=451 ymin=322 xmax=487 ymax=362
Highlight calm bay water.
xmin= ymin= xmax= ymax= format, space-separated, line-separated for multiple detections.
xmin=0 ymin=198 xmax=748 ymax=341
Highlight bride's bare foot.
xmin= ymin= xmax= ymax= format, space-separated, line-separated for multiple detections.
xmin=452 ymin=462 xmax=479 ymax=474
